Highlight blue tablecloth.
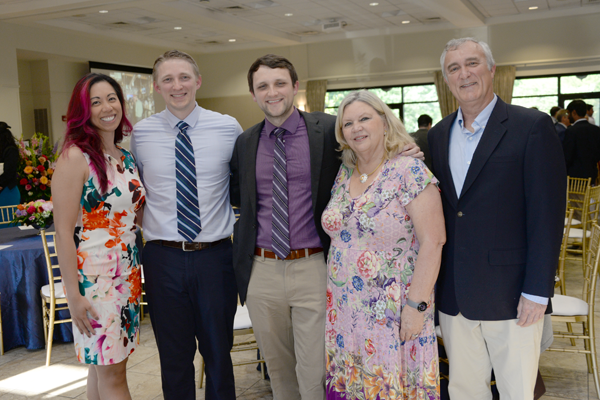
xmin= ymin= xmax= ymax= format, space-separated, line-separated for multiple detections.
xmin=0 ymin=227 xmax=73 ymax=351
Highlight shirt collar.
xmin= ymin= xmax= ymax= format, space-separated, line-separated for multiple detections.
xmin=164 ymin=103 xmax=202 ymax=130
xmin=457 ymin=94 xmax=498 ymax=133
xmin=264 ymin=107 xmax=300 ymax=136
xmin=573 ymin=118 xmax=587 ymax=125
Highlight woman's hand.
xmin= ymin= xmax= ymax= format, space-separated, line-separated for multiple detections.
xmin=68 ymin=294 xmax=99 ymax=338
xmin=400 ymin=305 xmax=425 ymax=342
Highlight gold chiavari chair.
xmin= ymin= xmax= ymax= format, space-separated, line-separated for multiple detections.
xmin=0 ymin=205 xmax=17 ymax=226
xmin=566 ymin=185 xmax=600 ymax=271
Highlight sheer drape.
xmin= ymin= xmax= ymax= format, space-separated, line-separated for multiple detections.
xmin=305 ymin=80 xmax=328 ymax=113
xmin=434 ymin=71 xmax=459 ymax=118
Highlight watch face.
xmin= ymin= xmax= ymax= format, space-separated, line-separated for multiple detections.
xmin=417 ymin=302 xmax=427 ymax=312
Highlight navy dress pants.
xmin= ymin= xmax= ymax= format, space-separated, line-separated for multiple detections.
xmin=143 ymin=240 xmax=237 ymax=400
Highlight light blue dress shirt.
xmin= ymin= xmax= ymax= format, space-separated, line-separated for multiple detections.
xmin=131 ymin=103 xmax=243 ymax=242
xmin=449 ymin=95 xmax=547 ymax=306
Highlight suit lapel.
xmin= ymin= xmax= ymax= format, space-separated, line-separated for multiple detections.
xmin=300 ymin=111 xmax=324 ymax=210
xmin=435 ymin=113 xmax=459 ymax=208
xmin=459 ymin=99 xmax=508 ymax=198
xmin=246 ymin=122 xmax=264 ymax=218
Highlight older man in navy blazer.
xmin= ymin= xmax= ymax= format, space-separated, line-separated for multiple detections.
xmin=428 ymin=38 xmax=565 ymax=399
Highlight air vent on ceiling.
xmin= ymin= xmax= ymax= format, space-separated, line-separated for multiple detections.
xmin=424 ymin=17 xmax=441 ymax=22
xmin=225 ymin=6 xmax=244 ymax=10
xmin=112 ymin=22 xmax=129 ymax=25
xmin=299 ymin=30 xmax=320 ymax=36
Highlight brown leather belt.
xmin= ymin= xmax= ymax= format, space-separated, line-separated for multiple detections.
xmin=150 ymin=237 xmax=228 ymax=251
xmin=255 ymin=247 xmax=323 ymax=260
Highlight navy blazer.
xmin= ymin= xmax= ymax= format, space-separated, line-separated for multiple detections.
xmin=230 ymin=111 xmax=339 ymax=304
xmin=563 ymin=119 xmax=600 ymax=181
xmin=428 ymin=98 xmax=566 ymax=321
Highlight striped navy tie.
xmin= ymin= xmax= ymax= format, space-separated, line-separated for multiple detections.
xmin=175 ymin=121 xmax=202 ymax=242
xmin=271 ymin=127 xmax=290 ymax=260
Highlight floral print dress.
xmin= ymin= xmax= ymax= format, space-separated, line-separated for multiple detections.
xmin=74 ymin=147 xmax=145 ymax=365
xmin=322 ymin=155 xmax=439 ymax=400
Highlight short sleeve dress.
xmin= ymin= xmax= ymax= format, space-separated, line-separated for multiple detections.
xmin=321 ymin=154 xmax=440 ymax=400
xmin=73 ymin=147 xmax=146 ymax=365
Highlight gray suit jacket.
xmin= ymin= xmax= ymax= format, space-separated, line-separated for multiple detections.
xmin=230 ymin=111 xmax=339 ymax=304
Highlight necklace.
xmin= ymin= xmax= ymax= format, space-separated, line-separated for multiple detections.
xmin=356 ymin=157 xmax=385 ymax=183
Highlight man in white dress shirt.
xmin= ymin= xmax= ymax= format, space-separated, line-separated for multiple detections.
xmin=131 ymin=50 xmax=242 ymax=400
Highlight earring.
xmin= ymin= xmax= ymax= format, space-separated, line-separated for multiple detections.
xmin=384 ymin=130 xmax=387 ymax=136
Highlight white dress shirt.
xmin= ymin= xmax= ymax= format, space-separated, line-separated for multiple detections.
xmin=131 ymin=103 xmax=243 ymax=242
xmin=449 ymin=95 xmax=547 ymax=306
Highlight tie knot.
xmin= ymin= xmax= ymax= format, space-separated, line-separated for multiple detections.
xmin=177 ymin=121 xmax=190 ymax=133
xmin=272 ymin=127 xmax=286 ymax=139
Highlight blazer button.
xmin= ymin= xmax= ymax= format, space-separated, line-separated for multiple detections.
xmin=457 ymin=211 xmax=464 ymax=217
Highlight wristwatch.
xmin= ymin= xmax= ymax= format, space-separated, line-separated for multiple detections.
xmin=406 ymin=298 xmax=428 ymax=313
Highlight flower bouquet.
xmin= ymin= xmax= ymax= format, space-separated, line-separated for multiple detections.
xmin=17 ymin=132 xmax=57 ymax=203
xmin=12 ymin=199 xmax=54 ymax=230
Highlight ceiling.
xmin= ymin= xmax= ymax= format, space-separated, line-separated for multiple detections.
xmin=1 ymin=0 xmax=600 ymax=54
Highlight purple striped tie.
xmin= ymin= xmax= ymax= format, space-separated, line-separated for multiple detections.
xmin=272 ymin=127 xmax=290 ymax=260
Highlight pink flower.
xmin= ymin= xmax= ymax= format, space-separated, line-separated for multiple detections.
xmin=386 ymin=281 xmax=401 ymax=303
xmin=326 ymin=287 xmax=333 ymax=310
xmin=328 ymin=309 xmax=337 ymax=324
xmin=357 ymin=251 xmax=380 ymax=279
xmin=27 ymin=205 xmax=36 ymax=214
xmin=322 ymin=209 xmax=342 ymax=232
xmin=41 ymin=202 xmax=53 ymax=212
xmin=365 ymin=338 xmax=375 ymax=357
xmin=25 ymin=184 xmax=32 ymax=190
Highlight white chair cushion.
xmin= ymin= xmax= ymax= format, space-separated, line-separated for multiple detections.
xmin=551 ymin=294 xmax=588 ymax=316
xmin=234 ymin=305 xmax=252 ymax=330
xmin=565 ymin=218 xmax=582 ymax=226
xmin=567 ymin=227 xmax=591 ymax=239
xmin=41 ymin=282 xmax=66 ymax=299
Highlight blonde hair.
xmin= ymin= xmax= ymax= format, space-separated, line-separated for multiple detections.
xmin=153 ymin=49 xmax=200 ymax=81
xmin=335 ymin=90 xmax=414 ymax=168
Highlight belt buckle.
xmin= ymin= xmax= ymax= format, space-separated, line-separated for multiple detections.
xmin=182 ymin=241 xmax=195 ymax=252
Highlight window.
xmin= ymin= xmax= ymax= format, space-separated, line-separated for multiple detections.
xmin=324 ymin=84 xmax=441 ymax=132
xmin=511 ymin=72 xmax=600 ymax=126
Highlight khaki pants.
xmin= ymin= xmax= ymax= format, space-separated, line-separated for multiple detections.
xmin=246 ymin=252 xmax=327 ymax=400
xmin=439 ymin=311 xmax=543 ymax=400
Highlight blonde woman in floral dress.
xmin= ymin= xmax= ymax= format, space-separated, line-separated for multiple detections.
xmin=53 ymin=73 xmax=145 ymax=400
xmin=322 ymin=90 xmax=445 ymax=400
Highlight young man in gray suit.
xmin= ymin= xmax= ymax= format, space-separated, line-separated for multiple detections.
xmin=230 ymin=54 xmax=421 ymax=400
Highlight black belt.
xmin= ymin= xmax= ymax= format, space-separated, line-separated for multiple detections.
xmin=150 ymin=237 xmax=228 ymax=251
xmin=255 ymin=247 xmax=323 ymax=260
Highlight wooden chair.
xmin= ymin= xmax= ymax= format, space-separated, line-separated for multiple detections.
xmin=198 ymin=304 xmax=266 ymax=388
xmin=40 ymin=230 xmax=71 ymax=366
xmin=566 ymin=185 xmax=600 ymax=271
xmin=0 ymin=205 xmax=17 ymax=225
xmin=566 ymin=176 xmax=591 ymax=225
xmin=547 ymin=222 xmax=600 ymax=397
xmin=557 ymin=209 xmax=575 ymax=296
xmin=0 ymin=292 xmax=4 ymax=355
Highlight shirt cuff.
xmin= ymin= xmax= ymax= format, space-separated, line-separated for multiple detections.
xmin=522 ymin=292 xmax=548 ymax=305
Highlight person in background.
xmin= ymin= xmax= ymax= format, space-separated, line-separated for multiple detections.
xmin=429 ymin=37 xmax=565 ymax=399
xmin=230 ymin=54 xmax=423 ymax=400
xmin=554 ymin=109 xmax=570 ymax=143
xmin=52 ymin=73 xmax=146 ymax=400
xmin=323 ymin=90 xmax=445 ymax=399
xmin=550 ymin=106 xmax=561 ymax=124
xmin=564 ymin=99 xmax=600 ymax=182
xmin=586 ymin=103 xmax=596 ymax=125
xmin=131 ymin=49 xmax=242 ymax=400
xmin=0 ymin=122 xmax=20 ymax=210
xmin=410 ymin=114 xmax=433 ymax=170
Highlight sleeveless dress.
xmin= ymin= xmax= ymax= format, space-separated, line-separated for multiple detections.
xmin=321 ymin=155 xmax=440 ymax=400
xmin=74 ymin=147 xmax=146 ymax=365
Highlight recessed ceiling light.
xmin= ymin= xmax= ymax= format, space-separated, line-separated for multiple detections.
xmin=285 ymin=13 xmax=293 ymax=16
xmin=174 ymin=26 xmax=182 ymax=30
xmin=529 ymin=6 xmax=538 ymax=9
xmin=229 ymin=39 xmax=236 ymax=42
xmin=402 ymin=20 xmax=410 ymax=24
xmin=99 ymin=10 xmax=108 ymax=14
xmin=370 ymin=2 xmax=379 ymax=6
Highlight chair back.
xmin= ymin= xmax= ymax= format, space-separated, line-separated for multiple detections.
xmin=581 ymin=186 xmax=600 ymax=235
xmin=583 ymin=223 xmax=600 ymax=315
xmin=40 ymin=230 xmax=62 ymax=299
xmin=567 ymin=176 xmax=592 ymax=212
xmin=558 ymin=209 xmax=575 ymax=295
xmin=0 ymin=205 xmax=17 ymax=225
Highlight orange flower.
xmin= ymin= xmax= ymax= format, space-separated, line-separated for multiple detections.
xmin=127 ymin=266 xmax=142 ymax=304
xmin=82 ymin=202 xmax=110 ymax=230
xmin=24 ymin=166 xmax=33 ymax=174
xmin=47 ymin=168 xmax=54 ymax=175
xmin=26 ymin=160 xmax=33 ymax=166
xmin=40 ymin=176 xmax=49 ymax=184
xmin=77 ymin=250 xmax=89 ymax=270
xmin=17 ymin=204 xmax=25 ymax=210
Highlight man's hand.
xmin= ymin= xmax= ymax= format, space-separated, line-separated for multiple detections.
xmin=400 ymin=143 xmax=424 ymax=161
xmin=516 ymin=295 xmax=546 ymax=327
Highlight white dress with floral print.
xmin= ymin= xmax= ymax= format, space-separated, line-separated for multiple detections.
xmin=322 ymin=155 xmax=439 ymax=400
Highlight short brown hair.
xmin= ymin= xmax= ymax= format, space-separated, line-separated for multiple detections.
xmin=247 ymin=54 xmax=298 ymax=93
xmin=153 ymin=50 xmax=200 ymax=81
